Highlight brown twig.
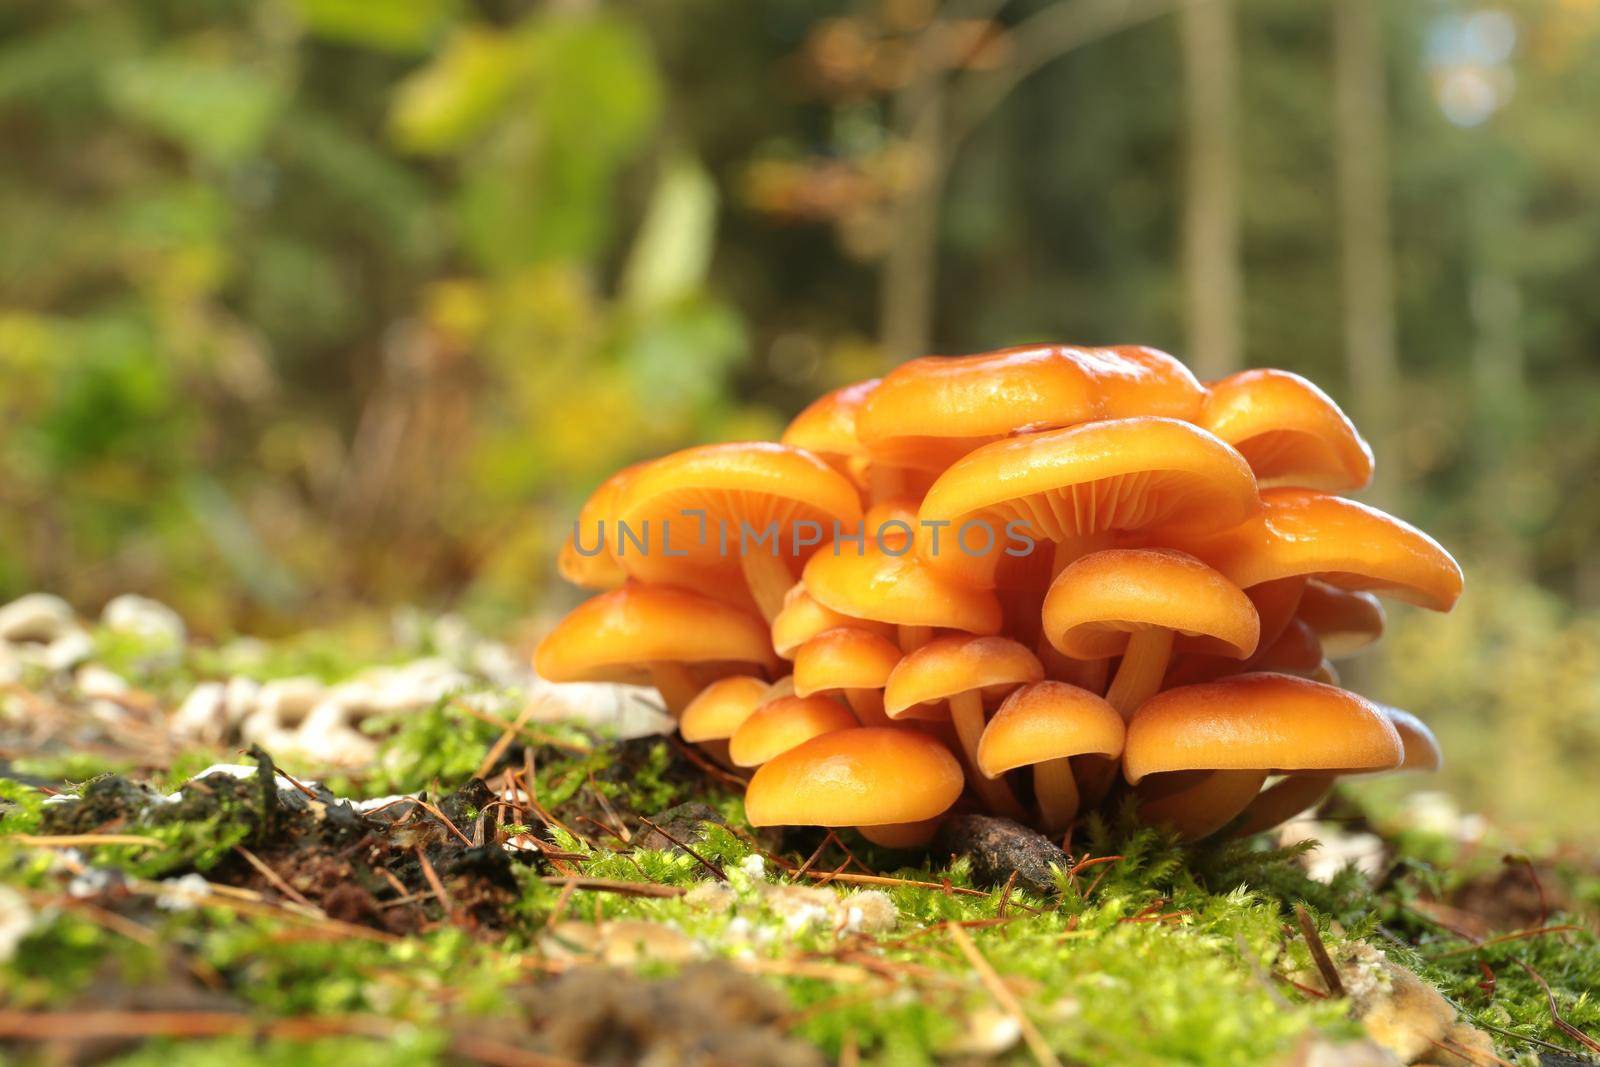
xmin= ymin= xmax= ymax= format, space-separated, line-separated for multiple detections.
xmin=634 ymin=816 xmax=726 ymax=881
xmin=1295 ymin=905 xmax=1344 ymax=998
xmin=1514 ymin=959 xmax=1600 ymax=1054
xmin=234 ymin=846 xmax=320 ymax=913
xmin=535 ymin=877 xmax=686 ymax=899
xmin=415 ymin=846 xmax=455 ymax=919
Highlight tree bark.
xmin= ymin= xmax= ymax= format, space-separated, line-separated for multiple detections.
xmin=1180 ymin=0 xmax=1243 ymax=379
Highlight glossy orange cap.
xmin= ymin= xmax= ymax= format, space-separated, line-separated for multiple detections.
xmin=977 ymin=681 xmax=1125 ymax=777
xmin=883 ymin=636 xmax=1043 ymax=719
xmin=1042 ymin=549 xmax=1259 ymax=660
xmin=793 ymin=627 xmax=902 ymax=697
xmin=744 ymin=727 xmax=965 ymax=828
xmin=803 ymin=543 xmax=1002 ymax=634
xmin=679 ymin=676 xmax=770 ymax=743
xmin=1123 ymin=673 xmax=1403 ymax=784
xmin=727 ymin=694 xmax=859 ymax=767
xmin=858 ymin=345 xmax=1203 ymax=472
xmin=534 ymin=584 xmax=778 ymax=684
xmin=1199 ymin=369 xmax=1374 ymax=491
xmin=1170 ymin=489 xmax=1463 ymax=612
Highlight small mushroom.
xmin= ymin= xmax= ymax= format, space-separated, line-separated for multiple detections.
xmin=770 ymin=584 xmax=895 ymax=660
xmin=534 ymin=584 xmax=777 ymax=714
xmin=679 ymin=676 xmax=770 ymax=766
xmin=744 ymin=727 xmax=965 ymax=847
xmin=883 ymin=636 xmax=1043 ymax=820
xmin=615 ymin=442 xmax=862 ymax=621
xmin=1042 ymin=548 xmax=1259 ymax=719
xmin=727 ymin=694 xmax=860 ymax=767
xmin=557 ymin=462 xmax=644 ymax=591
xmin=1123 ymin=673 xmax=1403 ymax=839
xmin=1169 ymin=488 xmax=1463 ymax=613
xmin=1198 ymin=368 xmax=1374 ymax=491
xmin=1297 ymin=580 xmax=1386 ymax=659
xmin=1231 ymin=703 xmax=1442 ymax=837
xmin=977 ymin=681 xmax=1125 ymax=832
xmin=802 ymin=539 xmax=1002 ymax=652
xmin=792 ymin=627 xmax=902 ymax=726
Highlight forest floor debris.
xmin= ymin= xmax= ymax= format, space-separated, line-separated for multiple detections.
xmin=0 ymin=593 xmax=1597 ymax=1066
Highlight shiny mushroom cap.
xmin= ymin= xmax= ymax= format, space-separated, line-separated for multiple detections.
xmin=918 ymin=417 xmax=1259 ymax=588
xmin=977 ymin=681 xmax=1125 ymax=778
xmin=781 ymin=379 xmax=878 ymax=474
xmin=1123 ymin=672 xmax=1403 ymax=784
xmin=793 ymin=627 xmax=902 ymax=697
xmin=534 ymin=584 xmax=777 ymax=685
xmin=743 ymin=727 xmax=965 ymax=828
xmin=1297 ymin=580 xmax=1386 ymax=658
xmin=679 ymin=676 xmax=770 ymax=744
xmin=883 ymin=636 xmax=1043 ymax=719
xmin=615 ymin=441 xmax=863 ymax=587
xmin=1379 ymin=705 xmax=1443 ymax=773
xmin=727 ymin=695 xmax=859 ymax=767
xmin=1042 ymin=549 xmax=1259 ymax=660
xmin=1199 ymin=369 xmax=1374 ymax=491
xmin=1170 ymin=488 xmax=1463 ymax=612
xmin=803 ymin=543 xmax=1003 ymax=634
xmin=858 ymin=345 xmax=1203 ymax=472
xmin=771 ymin=584 xmax=894 ymax=659
xmin=557 ymin=463 xmax=644 ymax=590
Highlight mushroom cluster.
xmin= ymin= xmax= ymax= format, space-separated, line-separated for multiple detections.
xmin=536 ymin=346 xmax=1462 ymax=846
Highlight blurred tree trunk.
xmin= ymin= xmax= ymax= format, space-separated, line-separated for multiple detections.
xmin=880 ymin=61 xmax=948 ymax=364
xmin=1179 ymin=0 xmax=1242 ymax=379
xmin=1333 ymin=0 xmax=1399 ymax=508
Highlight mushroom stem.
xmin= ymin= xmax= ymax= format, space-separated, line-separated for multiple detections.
xmin=698 ymin=739 xmax=735 ymax=769
xmin=740 ymin=551 xmax=795 ymax=623
xmin=858 ymin=818 xmax=941 ymax=848
xmin=949 ymin=690 xmax=1025 ymax=819
xmin=845 ymin=688 xmax=893 ymax=728
xmin=1229 ymin=773 xmax=1338 ymax=838
xmin=650 ymin=663 xmax=702 ymax=716
xmin=1044 ymin=650 xmax=1108 ymax=694
xmin=1138 ymin=769 xmax=1268 ymax=840
xmin=898 ymin=625 xmax=934 ymax=653
xmin=1071 ymin=755 xmax=1119 ymax=807
xmin=1033 ymin=758 xmax=1080 ymax=833
xmin=1105 ymin=628 xmax=1176 ymax=719
xmin=868 ymin=464 xmax=906 ymax=506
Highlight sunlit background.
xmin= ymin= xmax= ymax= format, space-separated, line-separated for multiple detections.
xmin=2 ymin=0 xmax=1597 ymax=837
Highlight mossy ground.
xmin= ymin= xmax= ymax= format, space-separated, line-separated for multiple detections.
xmin=1 ymin=628 xmax=1597 ymax=1066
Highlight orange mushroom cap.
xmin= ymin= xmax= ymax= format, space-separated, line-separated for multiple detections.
xmin=1199 ymin=369 xmax=1374 ymax=491
xmin=534 ymin=584 xmax=778 ymax=684
xmin=1041 ymin=549 xmax=1259 ymax=660
xmin=1297 ymin=580 xmax=1386 ymax=658
xmin=976 ymin=681 xmax=1125 ymax=778
xmin=858 ymin=345 xmax=1204 ymax=472
xmin=781 ymin=379 xmax=878 ymax=479
xmin=802 ymin=542 xmax=1003 ymax=634
xmin=917 ymin=417 xmax=1259 ymax=588
xmin=557 ymin=463 xmax=643 ymax=590
xmin=1379 ymin=705 xmax=1443 ymax=773
xmin=679 ymin=676 xmax=770 ymax=744
xmin=793 ymin=627 xmax=902 ymax=698
xmin=883 ymin=636 xmax=1043 ymax=720
xmin=1123 ymin=673 xmax=1403 ymax=784
xmin=743 ymin=727 xmax=965 ymax=828
xmin=1169 ymin=488 xmax=1463 ymax=611
xmin=771 ymin=584 xmax=895 ymax=659
xmin=728 ymin=694 xmax=860 ymax=767
xmin=615 ymin=442 xmax=863 ymax=589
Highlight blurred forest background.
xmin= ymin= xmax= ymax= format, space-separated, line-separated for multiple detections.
xmin=1 ymin=0 xmax=1597 ymax=835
